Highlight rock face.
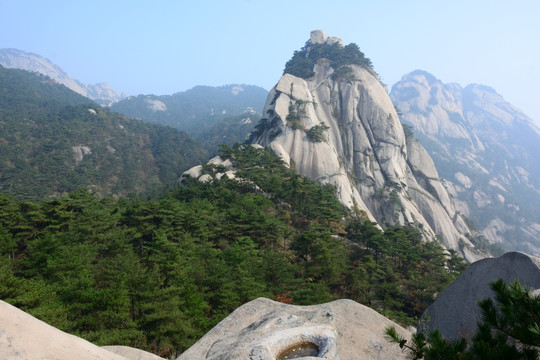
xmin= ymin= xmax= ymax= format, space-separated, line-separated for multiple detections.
xmin=250 ymin=33 xmax=480 ymax=261
xmin=0 ymin=300 xmax=130 ymax=360
xmin=390 ymin=70 xmax=540 ymax=255
xmin=419 ymin=252 xmax=540 ymax=341
xmin=102 ymin=346 xmax=165 ymax=360
xmin=0 ymin=48 xmax=123 ymax=105
xmin=176 ymin=297 xmax=411 ymax=360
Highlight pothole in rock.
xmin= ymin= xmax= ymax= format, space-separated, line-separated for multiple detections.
xmin=276 ymin=341 xmax=320 ymax=359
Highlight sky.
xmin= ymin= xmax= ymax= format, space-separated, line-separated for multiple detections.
xmin=1 ymin=0 xmax=539 ymax=125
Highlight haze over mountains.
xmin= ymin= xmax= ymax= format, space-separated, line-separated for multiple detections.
xmin=391 ymin=71 xmax=540 ymax=256
xmin=2 ymin=28 xmax=540 ymax=359
xmin=0 ymin=48 xmax=124 ymax=106
xmin=0 ymin=64 xmax=208 ymax=199
xmin=2 ymin=41 xmax=540 ymax=257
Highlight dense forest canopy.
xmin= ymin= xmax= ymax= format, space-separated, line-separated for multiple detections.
xmin=0 ymin=65 xmax=208 ymax=200
xmin=0 ymin=144 xmax=466 ymax=358
xmin=283 ymin=40 xmax=375 ymax=79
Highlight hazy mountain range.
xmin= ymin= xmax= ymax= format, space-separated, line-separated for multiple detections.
xmin=2 ymin=45 xmax=539 ymax=256
xmin=391 ymin=70 xmax=540 ymax=256
xmin=0 ymin=48 xmax=124 ymax=106
xmin=0 ymin=64 xmax=208 ymax=199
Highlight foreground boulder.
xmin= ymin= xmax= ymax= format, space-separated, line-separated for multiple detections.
xmin=176 ymin=297 xmax=411 ymax=360
xmin=0 ymin=300 xmax=124 ymax=359
xmin=419 ymin=251 xmax=540 ymax=341
xmin=0 ymin=300 xmax=165 ymax=360
xmin=102 ymin=346 xmax=165 ymax=360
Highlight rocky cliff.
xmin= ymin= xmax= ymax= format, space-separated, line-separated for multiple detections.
xmin=390 ymin=71 xmax=540 ymax=255
xmin=0 ymin=48 xmax=123 ymax=105
xmin=250 ymin=31 xmax=480 ymax=261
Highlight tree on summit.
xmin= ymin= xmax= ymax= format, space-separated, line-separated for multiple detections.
xmin=283 ymin=39 xmax=375 ymax=79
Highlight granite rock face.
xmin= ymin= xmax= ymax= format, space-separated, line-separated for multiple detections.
xmin=102 ymin=346 xmax=165 ymax=360
xmin=249 ymin=34 xmax=480 ymax=261
xmin=419 ymin=252 xmax=540 ymax=341
xmin=176 ymin=297 xmax=411 ymax=360
xmin=0 ymin=300 xmax=130 ymax=360
xmin=391 ymin=70 xmax=540 ymax=255
xmin=0 ymin=48 xmax=124 ymax=105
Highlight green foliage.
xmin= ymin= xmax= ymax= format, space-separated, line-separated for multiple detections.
xmin=0 ymin=65 xmax=208 ymax=200
xmin=283 ymin=40 xmax=375 ymax=80
xmin=385 ymin=279 xmax=540 ymax=359
xmin=195 ymin=112 xmax=262 ymax=154
xmin=402 ymin=123 xmax=415 ymax=140
xmin=0 ymin=146 xmax=464 ymax=357
xmin=306 ymin=123 xmax=330 ymax=143
xmin=110 ymin=85 xmax=267 ymax=138
xmin=286 ymin=103 xmax=305 ymax=130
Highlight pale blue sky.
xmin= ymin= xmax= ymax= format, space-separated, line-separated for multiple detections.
xmin=1 ymin=0 xmax=539 ymax=124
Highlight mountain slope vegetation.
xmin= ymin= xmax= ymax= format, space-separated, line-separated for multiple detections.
xmin=110 ymin=84 xmax=267 ymax=152
xmin=0 ymin=144 xmax=466 ymax=357
xmin=0 ymin=65 xmax=208 ymax=200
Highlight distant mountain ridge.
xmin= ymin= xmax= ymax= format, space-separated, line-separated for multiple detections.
xmin=111 ymin=84 xmax=267 ymax=130
xmin=111 ymin=84 xmax=268 ymax=153
xmin=390 ymin=70 xmax=540 ymax=255
xmin=0 ymin=65 xmax=208 ymax=199
xmin=0 ymin=48 xmax=124 ymax=105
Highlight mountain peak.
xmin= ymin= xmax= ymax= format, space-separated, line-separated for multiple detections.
xmin=250 ymin=37 xmax=481 ymax=261
xmin=0 ymin=48 xmax=123 ymax=106
xmin=391 ymin=71 xmax=540 ymax=255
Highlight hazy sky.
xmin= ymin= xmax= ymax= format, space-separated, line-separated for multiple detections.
xmin=1 ymin=0 xmax=539 ymax=125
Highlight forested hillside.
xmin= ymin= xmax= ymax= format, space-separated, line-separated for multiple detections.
xmin=0 ymin=65 xmax=208 ymax=200
xmin=0 ymin=145 xmax=466 ymax=358
xmin=110 ymin=85 xmax=267 ymax=152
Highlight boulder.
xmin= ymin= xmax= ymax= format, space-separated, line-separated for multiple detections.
xmin=0 ymin=300 xmax=128 ymax=360
xmin=102 ymin=346 xmax=165 ymax=360
xmin=310 ymin=30 xmax=327 ymax=44
xmin=176 ymin=297 xmax=411 ymax=360
xmin=419 ymin=252 xmax=540 ymax=341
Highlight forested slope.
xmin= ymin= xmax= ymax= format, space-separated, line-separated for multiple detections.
xmin=0 ymin=145 xmax=466 ymax=358
xmin=0 ymin=65 xmax=208 ymax=199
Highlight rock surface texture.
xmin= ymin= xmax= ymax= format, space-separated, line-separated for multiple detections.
xmin=176 ymin=297 xmax=411 ymax=360
xmin=419 ymin=252 xmax=540 ymax=341
xmin=249 ymin=32 xmax=480 ymax=261
xmin=0 ymin=48 xmax=123 ymax=105
xmin=102 ymin=346 xmax=165 ymax=360
xmin=0 ymin=300 xmax=143 ymax=360
xmin=391 ymin=70 xmax=540 ymax=255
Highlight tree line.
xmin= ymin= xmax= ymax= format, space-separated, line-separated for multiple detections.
xmin=0 ymin=145 xmax=465 ymax=358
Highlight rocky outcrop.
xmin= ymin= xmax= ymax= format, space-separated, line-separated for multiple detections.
xmin=0 ymin=300 xmax=133 ymax=360
xmin=249 ymin=32 xmax=480 ymax=261
xmin=102 ymin=346 xmax=165 ymax=360
xmin=176 ymin=297 xmax=411 ymax=360
xmin=419 ymin=252 xmax=540 ymax=341
xmin=390 ymin=70 xmax=540 ymax=256
xmin=0 ymin=48 xmax=124 ymax=105
xmin=73 ymin=145 xmax=92 ymax=163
